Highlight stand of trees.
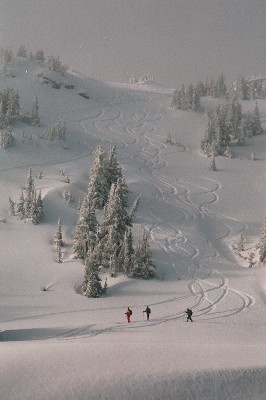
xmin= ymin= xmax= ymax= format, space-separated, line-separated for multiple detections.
xmin=73 ymin=146 xmax=156 ymax=298
xmin=171 ymin=74 xmax=227 ymax=112
xmin=201 ymin=99 xmax=263 ymax=156
xmin=8 ymin=168 xmax=44 ymax=224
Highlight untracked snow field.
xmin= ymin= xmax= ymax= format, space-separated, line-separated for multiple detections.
xmin=1 ymin=59 xmax=266 ymax=399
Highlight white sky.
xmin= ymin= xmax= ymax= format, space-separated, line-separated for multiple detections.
xmin=1 ymin=0 xmax=266 ymax=86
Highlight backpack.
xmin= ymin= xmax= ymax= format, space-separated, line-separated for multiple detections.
xmin=129 ymin=309 xmax=132 ymax=315
xmin=147 ymin=307 xmax=151 ymax=314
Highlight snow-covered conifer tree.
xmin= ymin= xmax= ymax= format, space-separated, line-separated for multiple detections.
xmin=120 ymin=228 xmax=135 ymax=276
xmin=24 ymin=168 xmax=35 ymax=218
xmin=192 ymin=85 xmax=201 ymax=111
xmin=186 ymin=83 xmax=194 ymax=110
xmin=54 ymin=218 xmax=64 ymax=248
xmin=252 ymin=102 xmax=263 ymax=136
xmin=128 ymin=195 xmax=141 ymax=222
xmin=82 ymin=250 xmax=102 ymax=298
xmin=209 ymin=154 xmax=217 ymax=171
xmin=8 ymin=196 xmax=15 ymax=216
xmin=106 ymin=145 xmax=122 ymax=190
xmin=31 ymin=96 xmax=40 ymax=126
xmin=216 ymin=74 xmax=227 ymax=98
xmin=115 ymin=177 xmax=129 ymax=209
xmin=101 ymin=182 xmax=129 ymax=240
xmin=56 ymin=241 xmax=63 ymax=263
xmin=109 ymin=253 xmax=119 ymax=277
xmin=257 ymin=217 xmax=266 ymax=263
xmin=30 ymin=190 xmax=44 ymax=224
xmin=73 ymin=196 xmax=98 ymax=260
xmin=133 ymin=229 xmax=155 ymax=279
xmin=87 ymin=146 xmax=109 ymax=209
xmin=180 ymin=84 xmax=187 ymax=110
xmin=238 ymin=77 xmax=249 ymax=100
xmin=16 ymin=190 xmax=25 ymax=219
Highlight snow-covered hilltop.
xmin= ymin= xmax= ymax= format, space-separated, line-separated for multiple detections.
xmin=1 ymin=53 xmax=266 ymax=400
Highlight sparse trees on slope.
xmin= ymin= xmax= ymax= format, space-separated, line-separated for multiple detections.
xmin=47 ymin=56 xmax=68 ymax=76
xmin=10 ymin=169 xmax=44 ymax=224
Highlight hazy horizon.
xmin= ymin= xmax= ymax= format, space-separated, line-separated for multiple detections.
xmin=1 ymin=0 xmax=266 ymax=86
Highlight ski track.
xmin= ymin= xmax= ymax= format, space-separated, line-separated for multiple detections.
xmin=5 ymin=87 xmax=256 ymax=341
xmin=82 ymin=90 xmax=255 ymax=332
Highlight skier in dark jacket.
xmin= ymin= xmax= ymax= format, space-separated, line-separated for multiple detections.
xmin=185 ymin=308 xmax=193 ymax=322
xmin=143 ymin=306 xmax=151 ymax=320
xmin=125 ymin=307 xmax=132 ymax=323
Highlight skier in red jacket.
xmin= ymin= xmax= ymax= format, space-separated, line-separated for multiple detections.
xmin=125 ymin=307 xmax=132 ymax=323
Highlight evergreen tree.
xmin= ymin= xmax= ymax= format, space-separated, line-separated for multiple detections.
xmin=82 ymin=250 xmax=102 ymax=298
xmin=216 ymin=74 xmax=227 ymax=98
xmin=106 ymin=145 xmax=122 ymax=190
xmin=8 ymin=196 xmax=15 ymax=216
xmin=128 ymin=195 xmax=141 ymax=222
xmin=186 ymin=83 xmax=194 ymax=110
xmin=209 ymin=154 xmax=217 ymax=171
xmin=31 ymin=96 xmax=40 ymax=126
xmin=54 ymin=218 xmax=64 ymax=248
xmin=30 ymin=191 xmax=44 ymax=224
xmin=102 ymin=182 xmax=129 ymax=240
xmin=87 ymin=146 xmax=109 ymax=209
xmin=73 ymin=196 xmax=98 ymax=260
xmin=252 ymin=102 xmax=263 ymax=136
xmin=192 ymin=85 xmax=201 ymax=111
xmin=180 ymin=84 xmax=187 ymax=110
xmin=16 ymin=190 xmax=25 ymax=219
xmin=120 ymin=228 xmax=135 ymax=276
xmin=133 ymin=230 xmax=155 ymax=278
xmin=56 ymin=241 xmax=63 ymax=263
xmin=24 ymin=168 xmax=35 ymax=218
xmin=109 ymin=253 xmax=119 ymax=277
xmin=238 ymin=77 xmax=249 ymax=100
xmin=257 ymin=217 xmax=266 ymax=263
xmin=115 ymin=177 xmax=129 ymax=209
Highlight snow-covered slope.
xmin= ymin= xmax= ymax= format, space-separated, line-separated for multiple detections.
xmin=1 ymin=58 xmax=266 ymax=400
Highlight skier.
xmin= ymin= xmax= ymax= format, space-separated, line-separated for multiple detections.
xmin=143 ymin=305 xmax=151 ymax=320
xmin=185 ymin=308 xmax=193 ymax=322
xmin=125 ymin=307 xmax=132 ymax=323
